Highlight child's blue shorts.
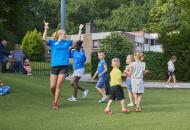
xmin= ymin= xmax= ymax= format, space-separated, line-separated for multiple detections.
xmin=96 ymin=77 xmax=106 ymax=89
xmin=126 ymin=79 xmax=132 ymax=93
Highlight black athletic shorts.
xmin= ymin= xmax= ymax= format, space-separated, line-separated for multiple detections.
xmin=168 ymin=71 xmax=174 ymax=76
xmin=109 ymin=85 xmax=125 ymax=101
xmin=51 ymin=65 xmax=69 ymax=75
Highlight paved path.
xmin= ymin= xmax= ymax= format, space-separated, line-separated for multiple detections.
xmin=66 ymin=74 xmax=190 ymax=89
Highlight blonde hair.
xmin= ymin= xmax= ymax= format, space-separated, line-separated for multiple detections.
xmin=126 ymin=55 xmax=134 ymax=62
xmin=171 ymin=56 xmax=177 ymax=60
xmin=112 ymin=58 xmax=120 ymax=68
xmin=56 ymin=30 xmax=66 ymax=40
xmin=52 ymin=32 xmax=58 ymax=40
xmin=134 ymin=52 xmax=141 ymax=61
xmin=57 ymin=30 xmax=65 ymax=35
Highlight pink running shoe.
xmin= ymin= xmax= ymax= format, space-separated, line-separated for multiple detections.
xmin=53 ymin=102 xmax=58 ymax=110
xmin=122 ymin=108 xmax=130 ymax=113
xmin=104 ymin=109 xmax=112 ymax=115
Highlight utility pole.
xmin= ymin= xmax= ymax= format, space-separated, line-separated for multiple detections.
xmin=61 ymin=0 xmax=66 ymax=31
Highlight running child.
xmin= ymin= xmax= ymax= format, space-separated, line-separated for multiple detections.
xmin=104 ymin=58 xmax=130 ymax=115
xmin=92 ymin=51 xmax=108 ymax=103
xmin=67 ymin=41 xmax=89 ymax=101
xmin=124 ymin=55 xmax=135 ymax=107
xmin=166 ymin=56 xmax=179 ymax=88
xmin=131 ymin=52 xmax=145 ymax=112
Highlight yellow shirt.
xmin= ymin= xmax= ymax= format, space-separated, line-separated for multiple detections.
xmin=110 ymin=68 xmax=122 ymax=86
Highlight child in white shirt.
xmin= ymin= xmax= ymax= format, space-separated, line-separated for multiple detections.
xmin=166 ymin=56 xmax=180 ymax=88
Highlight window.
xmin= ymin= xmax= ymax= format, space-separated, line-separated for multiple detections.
xmin=155 ymin=40 xmax=160 ymax=45
xmin=135 ymin=43 xmax=140 ymax=46
xmin=144 ymin=38 xmax=148 ymax=44
xmin=150 ymin=39 xmax=155 ymax=46
xmin=93 ymin=40 xmax=100 ymax=49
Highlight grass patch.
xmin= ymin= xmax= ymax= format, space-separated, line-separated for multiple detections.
xmin=0 ymin=73 xmax=190 ymax=130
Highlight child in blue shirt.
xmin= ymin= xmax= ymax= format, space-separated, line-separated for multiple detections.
xmin=67 ymin=41 xmax=89 ymax=101
xmin=92 ymin=51 xmax=108 ymax=103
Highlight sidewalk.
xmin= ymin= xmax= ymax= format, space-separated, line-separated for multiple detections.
xmin=66 ymin=74 xmax=190 ymax=89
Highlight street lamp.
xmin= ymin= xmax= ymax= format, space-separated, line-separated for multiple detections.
xmin=61 ymin=0 xmax=66 ymax=31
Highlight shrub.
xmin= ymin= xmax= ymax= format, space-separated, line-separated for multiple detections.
xmin=85 ymin=62 xmax=91 ymax=73
xmin=22 ymin=29 xmax=45 ymax=60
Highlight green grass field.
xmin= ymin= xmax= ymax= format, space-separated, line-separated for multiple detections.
xmin=0 ymin=74 xmax=190 ymax=130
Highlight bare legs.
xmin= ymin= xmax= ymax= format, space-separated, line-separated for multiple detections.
xmin=50 ymin=74 xmax=66 ymax=105
xmin=105 ymin=99 xmax=128 ymax=113
xmin=54 ymin=75 xmax=66 ymax=103
xmin=128 ymin=92 xmax=134 ymax=104
xmin=133 ymin=93 xmax=143 ymax=111
xmin=133 ymin=93 xmax=137 ymax=105
xmin=71 ymin=76 xmax=85 ymax=98
xmin=166 ymin=76 xmax=172 ymax=84
xmin=96 ymin=87 xmax=106 ymax=98
xmin=166 ymin=75 xmax=178 ymax=87
xmin=50 ymin=75 xmax=57 ymax=100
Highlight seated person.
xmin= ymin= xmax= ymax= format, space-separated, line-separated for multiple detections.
xmin=23 ymin=59 xmax=32 ymax=75
xmin=6 ymin=55 xmax=14 ymax=72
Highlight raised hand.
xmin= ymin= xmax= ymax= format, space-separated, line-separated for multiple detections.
xmin=79 ymin=24 xmax=84 ymax=30
xmin=44 ymin=20 xmax=49 ymax=29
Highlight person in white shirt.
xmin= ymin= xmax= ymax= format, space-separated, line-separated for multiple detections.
xmin=166 ymin=56 xmax=180 ymax=88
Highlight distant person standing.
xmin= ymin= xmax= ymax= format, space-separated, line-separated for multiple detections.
xmin=0 ymin=40 xmax=10 ymax=73
xmin=166 ymin=56 xmax=180 ymax=88
xmin=12 ymin=44 xmax=25 ymax=73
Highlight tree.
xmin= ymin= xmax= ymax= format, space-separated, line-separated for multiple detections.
xmin=95 ymin=1 xmax=152 ymax=32
xmin=100 ymin=32 xmax=134 ymax=71
xmin=146 ymin=0 xmax=182 ymax=32
xmin=66 ymin=0 xmax=132 ymax=34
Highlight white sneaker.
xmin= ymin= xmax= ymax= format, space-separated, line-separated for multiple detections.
xmin=98 ymin=99 xmax=103 ymax=103
xmin=102 ymin=96 xmax=108 ymax=102
xmin=97 ymin=96 xmax=107 ymax=103
xmin=83 ymin=89 xmax=89 ymax=98
xmin=67 ymin=96 xmax=77 ymax=101
xmin=127 ymin=103 xmax=134 ymax=107
xmin=165 ymin=85 xmax=171 ymax=88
